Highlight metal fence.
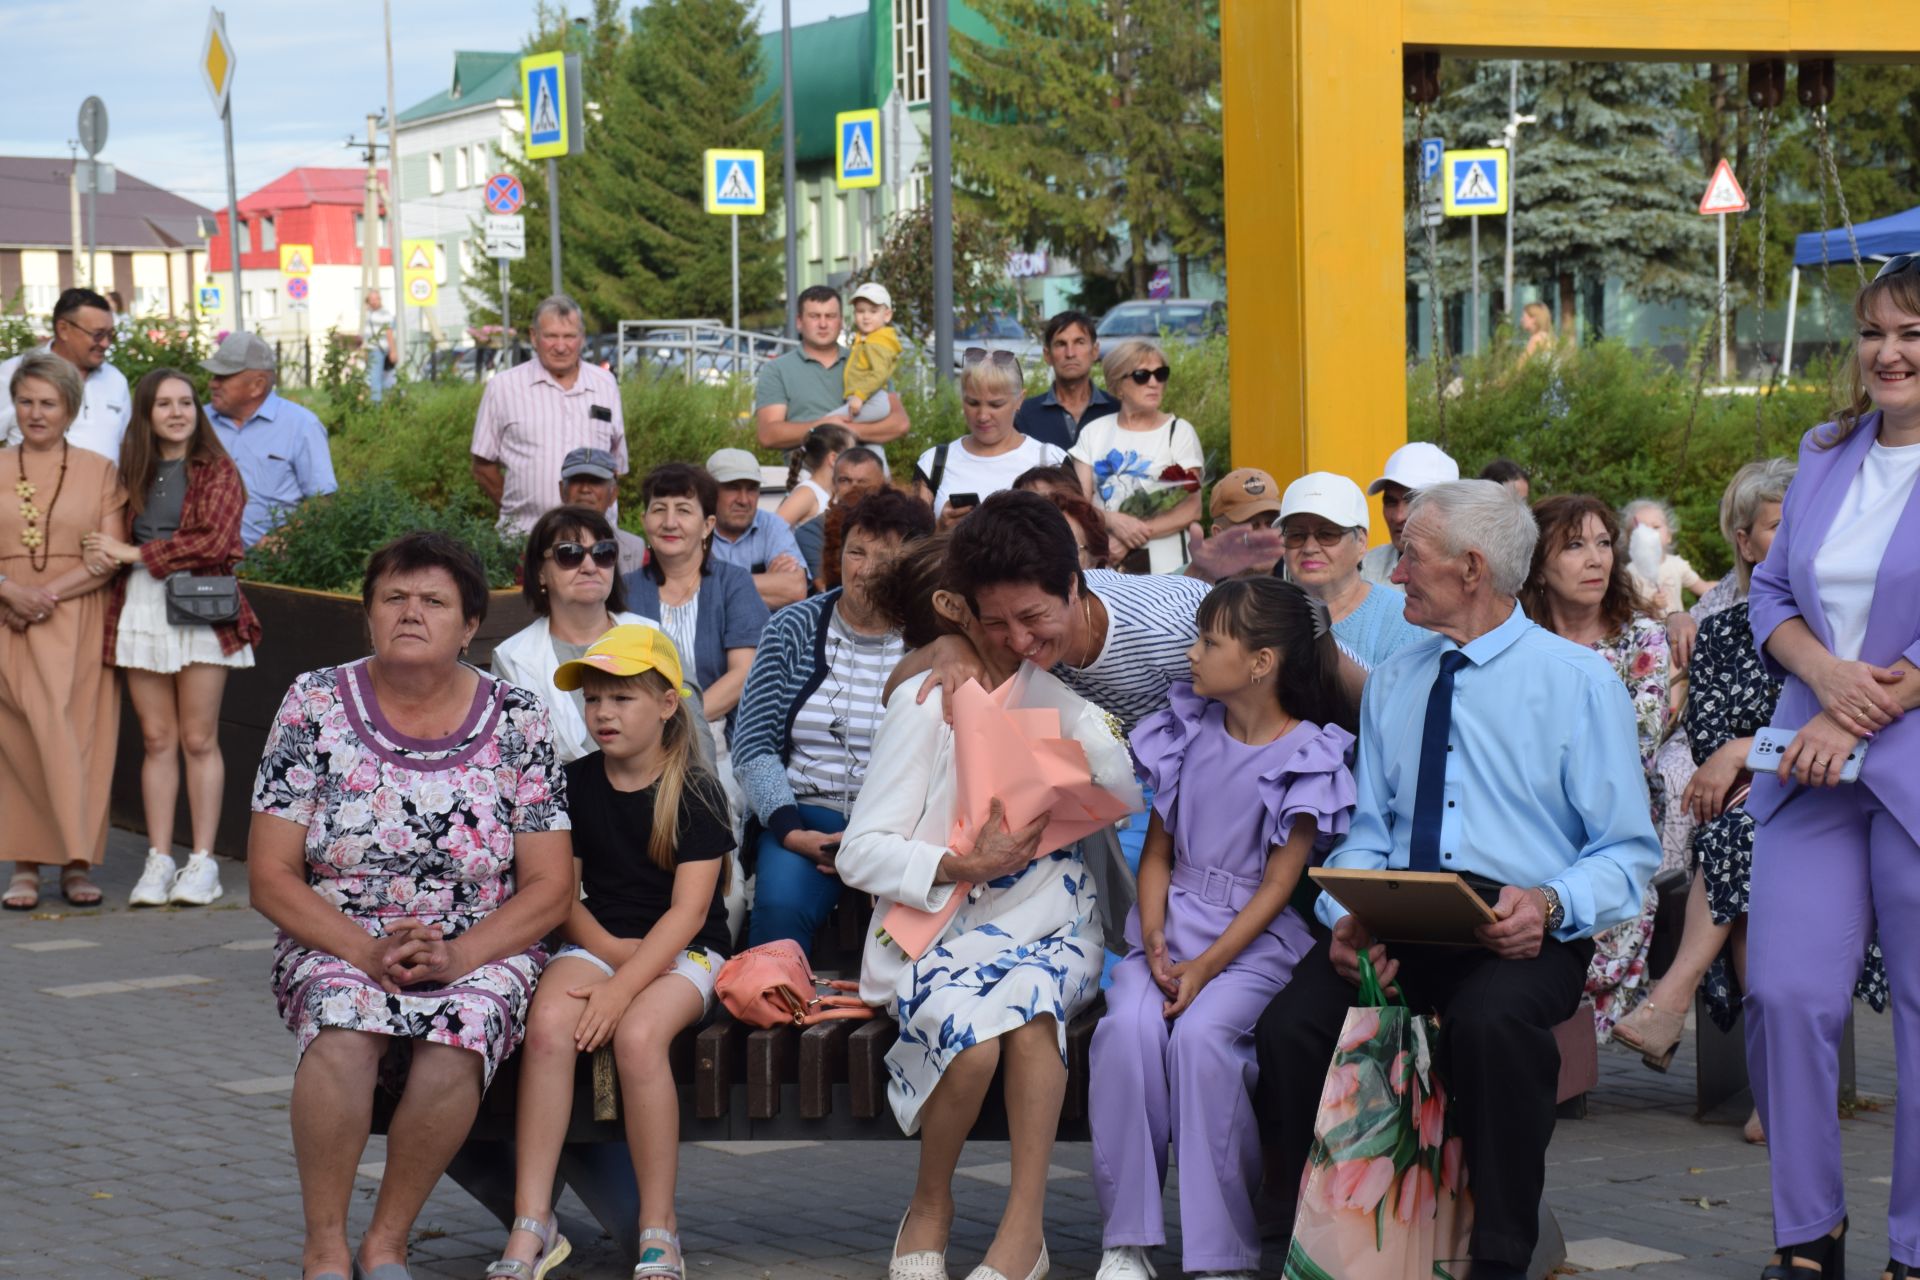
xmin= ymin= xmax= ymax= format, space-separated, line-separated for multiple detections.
xmin=616 ymin=319 xmax=800 ymax=386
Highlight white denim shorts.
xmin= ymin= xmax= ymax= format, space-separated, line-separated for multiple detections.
xmin=550 ymin=944 xmax=723 ymax=1013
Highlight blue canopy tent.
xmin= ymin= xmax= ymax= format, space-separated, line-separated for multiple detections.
xmin=1785 ymin=205 xmax=1920 ymax=375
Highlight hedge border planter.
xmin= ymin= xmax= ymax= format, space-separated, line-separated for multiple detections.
xmin=109 ymin=581 xmax=534 ymax=860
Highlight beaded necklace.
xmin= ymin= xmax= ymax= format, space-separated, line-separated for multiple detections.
xmin=15 ymin=441 xmax=70 ymax=572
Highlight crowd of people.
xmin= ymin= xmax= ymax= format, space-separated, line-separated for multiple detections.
xmin=5 ymin=268 xmax=1919 ymax=1280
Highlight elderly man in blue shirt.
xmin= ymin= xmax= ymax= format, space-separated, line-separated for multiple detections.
xmin=704 ymin=447 xmax=808 ymax=609
xmin=201 ymin=332 xmax=338 ymax=547
xmin=1254 ymin=480 xmax=1659 ymax=1280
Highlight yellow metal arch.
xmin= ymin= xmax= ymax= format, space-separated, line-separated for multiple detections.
xmin=1222 ymin=0 xmax=1901 ymax=497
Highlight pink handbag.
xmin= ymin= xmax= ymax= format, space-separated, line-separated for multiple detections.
xmin=713 ymin=939 xmax=876 ymax=1028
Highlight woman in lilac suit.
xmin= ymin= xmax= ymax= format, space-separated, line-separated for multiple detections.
xmin=1745 ymin=260 xmax=1920 ymax=1280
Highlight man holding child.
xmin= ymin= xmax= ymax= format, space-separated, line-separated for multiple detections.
xmin=755 ymin=285 xmax=912 ymax=450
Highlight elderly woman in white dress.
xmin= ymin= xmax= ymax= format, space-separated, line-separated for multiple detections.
xmin=839 ymin=524 xmax=1134 ymax=1280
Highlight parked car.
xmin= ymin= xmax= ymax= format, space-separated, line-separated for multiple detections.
xmin=1095 ymin=299 xmax=1227 ymax=343
xmin=954 ymin=310 xmax=1043 ymax=370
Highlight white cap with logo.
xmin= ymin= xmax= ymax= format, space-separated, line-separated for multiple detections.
xmin=1280 ymin=472 xmax=1370 ymax=533
xmin=1367 ymin=441 xmax=1459 ymax=496
xmin=850 ymin=282 xmax=893 ymax=309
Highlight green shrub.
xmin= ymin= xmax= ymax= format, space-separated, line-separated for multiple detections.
xmin=113 ymin=319 xmax=216 ymax=395
xmin=1407 ymin=337 xmax=1837 ymax=579
xmin=239 ymin=479 xmax=524 ymax=595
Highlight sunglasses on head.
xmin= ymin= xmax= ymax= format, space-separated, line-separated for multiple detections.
xmin=1126 ymin=365 xmax=1172 ymax=385
xmin=1875 ymin=255 xmax=1920 ymax=281
xmin=549 ymin=540 xmax=618 ymax=570
xmin=963 ymin=347 xmax=1021 ymax=371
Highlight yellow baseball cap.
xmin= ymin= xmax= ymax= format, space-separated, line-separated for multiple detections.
xmin=553 ymin=624 xmax=692 ymax=697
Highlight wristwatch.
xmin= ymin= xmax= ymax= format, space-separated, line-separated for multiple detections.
xmin=1538 ymin=884 xmax=1565 ymax=933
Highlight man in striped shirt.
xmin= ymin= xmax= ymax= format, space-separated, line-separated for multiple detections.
xmin=470 ymin=295 xmax=628 ymax=535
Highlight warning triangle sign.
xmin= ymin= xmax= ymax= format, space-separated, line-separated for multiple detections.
xmin=718 ymin=162 xmax=755 ymax=202
xmin=1698 ymin=158 xmax=1749 ymax=215
xmin=285 ymin=250 xmax=308 ymax=273
xmin=843 ymin=126 xmax=873 ymax=175
xmin=532 ymin=77 xmax=559 ymax=135
xmin=406 ymin=245 xmax=433 ymax=272
xmin=1455 ymin=162 xmax=1496 ymax=202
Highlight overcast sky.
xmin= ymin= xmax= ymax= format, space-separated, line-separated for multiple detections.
xmin=0 ymin=0 xmax=866 ymax=209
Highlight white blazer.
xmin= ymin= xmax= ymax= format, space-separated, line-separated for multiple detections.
xmin=489 ymin=610 xmax=660 ymax=765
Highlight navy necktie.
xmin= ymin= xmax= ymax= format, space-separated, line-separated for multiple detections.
xmin=1409 ymin=650 xmax=1469 ymax=873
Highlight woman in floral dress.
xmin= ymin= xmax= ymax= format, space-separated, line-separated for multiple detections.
xmin=248 ymin=533 xmax=573 ymax=1280
xmin=1520 ymin=495 xmax=1671 ymax=1041
xmin=839 ymin=515 xmax=1136 ymax=1280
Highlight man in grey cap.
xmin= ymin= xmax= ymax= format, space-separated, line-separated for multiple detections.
xmin=559 ymin=446 xmax=647 ymax=576
xmin=706 ymin=447 xmax=806 ymax=609
xmin=203 ymin=332 xmax=338 ymax=547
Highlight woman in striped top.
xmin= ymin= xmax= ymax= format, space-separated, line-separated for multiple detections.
xmin=731 ymin=488 xmax=936 ymax=949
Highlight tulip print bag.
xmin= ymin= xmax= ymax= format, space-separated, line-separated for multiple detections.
xmin=1286 ymin=955 xmax=1475 ymax=1280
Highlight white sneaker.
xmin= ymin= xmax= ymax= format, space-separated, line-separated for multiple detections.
xmin=129 ymin=850 xmax=177 ymax=906
xmin=1095 ymin=1247 xmax=1156 ymax=1280
xmin=168 ymin=851 xmax=223 ymax=906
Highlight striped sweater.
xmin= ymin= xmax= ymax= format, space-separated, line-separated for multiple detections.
xmin=730 ymin=590 xmax=841 ymax=841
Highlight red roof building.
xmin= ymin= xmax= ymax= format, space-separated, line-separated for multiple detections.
xmin=206 ymin=167 xmax=391 ymax=273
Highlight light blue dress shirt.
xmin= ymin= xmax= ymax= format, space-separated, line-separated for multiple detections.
xmin=708 ymin=508 xmax=804 ymax=574
xmin=1316 ymin=601 xmax=1659 ymax=940
xmin=208 ymin=391 xmax=339 ymax=546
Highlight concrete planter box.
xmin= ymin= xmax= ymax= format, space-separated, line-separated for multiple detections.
xmin=109 ymin=581 xmax=534 ymax=859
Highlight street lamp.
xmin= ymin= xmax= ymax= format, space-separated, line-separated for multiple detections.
xmin=1492 ymin=64 xmax=1538 ymax=316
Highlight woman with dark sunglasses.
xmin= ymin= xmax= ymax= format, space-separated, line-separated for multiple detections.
xmin=1069 ymin=338 xmax=1204 ymax=574
xmin=490 ymin=504 xmax=663 ymax=764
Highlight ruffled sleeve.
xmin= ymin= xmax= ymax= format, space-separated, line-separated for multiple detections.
xmin=1260 ymin=720 xmax=1358 ymax=853
xmin=1127 ymin=680 xmax=1210 ymax=822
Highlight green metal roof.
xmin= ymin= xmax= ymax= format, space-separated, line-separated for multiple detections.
xmin=397 ymin=51 xmax=521 ymax=124
xmin=755 ymin=12 xmax=876 ymax=166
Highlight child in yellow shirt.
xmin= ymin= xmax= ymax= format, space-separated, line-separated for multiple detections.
xmin=839 ymin=282 xmax=902 ymax=423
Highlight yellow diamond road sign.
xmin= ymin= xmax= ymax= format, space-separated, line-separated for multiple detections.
xmin=201 ymin=7 xmax=235 ymax=116
xmin=278 ymin=244 xmax=313 ymax=277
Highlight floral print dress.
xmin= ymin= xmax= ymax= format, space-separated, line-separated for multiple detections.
xmin=1686 ymin=604 xmax=1888 ymax=1029
xmin=252 ymin=660 xmax=570 ymax=1088
xmin=1583 ymin=615 xmax=1671 ymax=1040
xmin=1067 ymin=414 xmax=1204 ymax=574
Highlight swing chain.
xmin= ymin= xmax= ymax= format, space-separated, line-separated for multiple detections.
xmin=1813 ymin=105 xmax=1867 ymax=287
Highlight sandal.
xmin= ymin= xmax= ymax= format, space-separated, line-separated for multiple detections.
xmin=3 ymin=869 xmax=38 ymax=911
xmin=632 ymin=1227 xmax=685 ymax=1280
xmin=59 ymin=866 xmax=101 ymax=908
xmin=1761 ymin=1217 xmax=1846 ymax=1280
xmin=1745 ymin=1109 xmax=1767 ymax=1145
xmin=1612 ymin=997 xmax=1687 ymax=1073
xmin=485 ymin=1213 xmax=571 ymax=1280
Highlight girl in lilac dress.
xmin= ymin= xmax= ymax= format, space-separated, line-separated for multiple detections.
xmin=1089 ymin=577 xmax=1358 ymax=1280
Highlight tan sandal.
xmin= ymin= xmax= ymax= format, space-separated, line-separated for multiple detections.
xmin=59 ymin=866 xmax=101 ymax=907
xmin=1612 ymin=998 xmax=1686 ymax=1072
xmin=3 ymin=869 xmax=38 ymax=911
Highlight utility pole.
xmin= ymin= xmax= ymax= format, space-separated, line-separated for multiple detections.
xmin=780 ymin=0 xmax=797 ymax=339
xmin=352 ymin=114 xmax=387 ymax=319
xmin=382 ymin=0 xmax=406 ymax=372
xmin=929 ymin=0 xmax=954 ymax=382
xmin=68 ymin=143 xmax=83 ymax=294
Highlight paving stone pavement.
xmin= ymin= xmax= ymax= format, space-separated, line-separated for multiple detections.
xmin=1 ymin=828 xmax=1903 ymax=1279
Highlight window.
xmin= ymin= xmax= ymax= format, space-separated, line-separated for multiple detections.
xmin=892 ymin=0 xmax=930 ymax=105
xmin=473 ymin=143 xmax=491 ymax=179
xmin=454 ymin=146 xmax=469 ymax=190
xmin=255 ymin=288 xmax=278 ymax=319
xmin=257 ymin=217 xmax=276 ymax=252
xmin=428 ymin=152 xmax=445 ymax=195
xmin=436 ymin=241 xmax=451 ymax=285
xmin=808 ymin=196 xmax=823 ymax=263
xmin=134 ymin=284 xmax=168 ymax=316
xmin=23 ymin=284 xmax=58 ymax=317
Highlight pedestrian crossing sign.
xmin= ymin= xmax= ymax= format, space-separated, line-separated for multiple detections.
xmin=521 ymin=52 xmax=568 ymax=161
xmin=836 ymin=109 xmax=881 ymax=190
xmin=704 ymin=149 xmax=765 ymax=216
xmin=1442 ymin=148 xmax=1508 ymax=216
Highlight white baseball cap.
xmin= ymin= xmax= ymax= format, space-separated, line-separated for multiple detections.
xmin=1280 ymin=472 xmax=1370 ymax=533
xmin=1367 ymin=441 xmax=1459 ymax=496
xmin=705 ymin=448 xmax=763 ymax=486
xmin=850 ymin=282 xmax=893 ymax=309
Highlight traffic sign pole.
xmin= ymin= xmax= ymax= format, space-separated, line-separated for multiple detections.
xmin=1471 ymin=216 xmax=1481 ymax=356
xmin=1718 ymin=212 xmax=1728 ymax=380
xmin=223 ymin=100 xmax=242 ymax=333
xmin=499 ymin=257 xmax=513 ymax=371
xmin=547 ymin=157 xmax=562 ymax=296
xmin=731 ymin=214 xmax=740 ymax=333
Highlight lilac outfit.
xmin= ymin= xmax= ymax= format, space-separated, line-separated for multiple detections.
xmin=1746 ymin=413 xmax=1920 ymax=1259
xmin=1090 ymin=683 xmax=1356 ymax=1273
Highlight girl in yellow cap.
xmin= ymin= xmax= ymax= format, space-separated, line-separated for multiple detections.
xmin=486 ymin=625 xmax=733 ymax=1280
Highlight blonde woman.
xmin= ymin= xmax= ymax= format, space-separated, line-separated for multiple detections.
xmin=912 ymin=350 xmax=1065 ymax=526
xmin=1068 ymin=339 xmax=1203 ymax=575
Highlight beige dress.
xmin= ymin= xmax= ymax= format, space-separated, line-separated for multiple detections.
xmin=0 ymin=446 xmax=125 ymax=866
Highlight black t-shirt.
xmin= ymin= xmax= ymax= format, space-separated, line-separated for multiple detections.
xmin=563 ymin=753 xmax=735 ymax=956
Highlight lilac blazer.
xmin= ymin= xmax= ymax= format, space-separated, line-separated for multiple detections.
xmin=1748 ymin=411 xmax=1920 ymax=833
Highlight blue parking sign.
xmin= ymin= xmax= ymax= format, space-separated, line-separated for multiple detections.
xmin=1420 ymin=138 xmax=1444 ymax=183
